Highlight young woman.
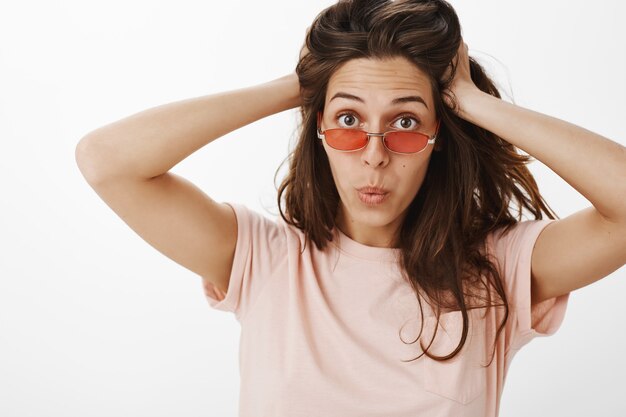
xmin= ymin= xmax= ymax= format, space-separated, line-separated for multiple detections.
xmin=75 ymin=0 xmax=626 ymax=415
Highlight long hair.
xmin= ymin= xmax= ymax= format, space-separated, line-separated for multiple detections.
xmin=275 ymin=0 xmax=558 ymax=366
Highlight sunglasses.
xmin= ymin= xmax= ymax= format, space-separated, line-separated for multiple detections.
xmin=316 ymin=111 xmax=440 ymax=154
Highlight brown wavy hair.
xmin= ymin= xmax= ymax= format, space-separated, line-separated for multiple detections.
xmin=275 ymin=0 xmax=558 ymax=366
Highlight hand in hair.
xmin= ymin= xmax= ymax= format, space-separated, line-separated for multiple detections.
xmin=442 ymin=38 xmax=477 ymax=112
xmin=299 ymin=34 xmax=310 ymax=61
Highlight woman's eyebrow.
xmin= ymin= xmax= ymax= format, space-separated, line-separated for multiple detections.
xmin=329 ymin=91 xmax=428 ymax=109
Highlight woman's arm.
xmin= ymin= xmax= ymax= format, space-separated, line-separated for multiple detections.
xmin=73 ymin=72 xmax=301 ymax=290
xmin=76 ymin=73 xmax=301 ymax=182
xmin=446 ymin=40 xmax=626 ymax=305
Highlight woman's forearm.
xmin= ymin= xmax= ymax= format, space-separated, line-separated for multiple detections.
xmin=456 ymin=88 xmax=626 ymax=223
xmin=76 ymin=72 xmax=301 ymax=182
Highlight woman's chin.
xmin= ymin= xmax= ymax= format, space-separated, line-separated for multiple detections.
xmin=350 ymin=202 xmax=398 ymax=225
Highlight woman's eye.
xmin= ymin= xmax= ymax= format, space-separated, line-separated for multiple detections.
xmin=335 ymin=112 xmax=419 ymax=129
xmin=337 ymin=113 xmax=360 ymax=128
xmin=392 ymin=116 xmax=420 ymax=130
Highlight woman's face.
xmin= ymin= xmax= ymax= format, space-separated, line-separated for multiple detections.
xmin=320 ymin=55 xmax=439 ymax=248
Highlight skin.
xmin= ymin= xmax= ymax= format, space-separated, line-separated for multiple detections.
xmin=319 ymin=55 xmax=440 ymax=248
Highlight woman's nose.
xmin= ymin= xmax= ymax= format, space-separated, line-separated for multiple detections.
xmin=361 ymin=132 xmax=390 ymax=167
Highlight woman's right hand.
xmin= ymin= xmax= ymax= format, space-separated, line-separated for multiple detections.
xmin=299 ymin=29 xmax=310 ymax=61
xmin=299 ymin=43 xmax=309 ymax=61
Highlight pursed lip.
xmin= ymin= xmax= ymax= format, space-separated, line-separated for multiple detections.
xmin=357 ymin=186 xmax=389 ymax=194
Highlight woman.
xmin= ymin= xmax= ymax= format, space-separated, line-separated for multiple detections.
xmin=75 ymin=0 xmax=626 ymax=415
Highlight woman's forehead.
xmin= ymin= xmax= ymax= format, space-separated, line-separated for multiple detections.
xmin=326 ymin=57 xmax=433 ymax=109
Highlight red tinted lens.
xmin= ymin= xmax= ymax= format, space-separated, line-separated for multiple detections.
xmin=324 ymin=129 xmax=429 ymax=153
xmin=324 ymin=129 xmax=368 ymax=151
xmin=385 ymin=131 xmax=429 ymax=153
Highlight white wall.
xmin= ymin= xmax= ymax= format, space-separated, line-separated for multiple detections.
xmin=1 ymin=0 xmax=624 ymax=416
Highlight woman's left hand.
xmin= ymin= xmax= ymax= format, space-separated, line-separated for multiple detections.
xmin=442 ymin=39 xmax=479 ymax=112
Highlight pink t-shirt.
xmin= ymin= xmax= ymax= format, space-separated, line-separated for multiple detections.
xmin=202 ymin=202 xmax=570 ymax=417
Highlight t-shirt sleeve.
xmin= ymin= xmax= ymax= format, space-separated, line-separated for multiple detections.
xmin=489 ymin=219 xmax=570 ymax=352
xmin=201 ymin=202 xmax=286 ymax=322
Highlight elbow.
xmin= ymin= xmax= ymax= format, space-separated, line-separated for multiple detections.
xmin=75 ymin=134 xmax=109 ymax=185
